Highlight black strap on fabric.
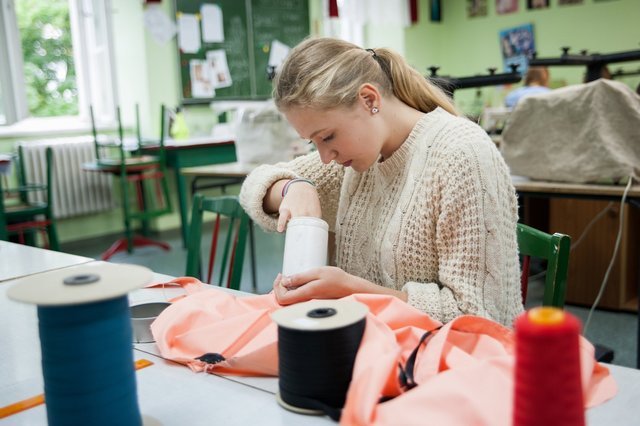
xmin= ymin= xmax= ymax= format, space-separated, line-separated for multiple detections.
xmin=196 ymin=352 xmax=226 ymax=364
xmin=399 ymin=326 xmax=442 ymax=390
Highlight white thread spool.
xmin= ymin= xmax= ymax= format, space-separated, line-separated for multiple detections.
xmin=282 ymin=217 xmax=329 ymax=276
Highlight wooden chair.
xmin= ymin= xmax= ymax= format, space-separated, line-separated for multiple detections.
xmin=88 ymin=104 xmax=172 ymax=260
xmin=186 ymin=194 xmax=250 ymax=291
xmin=517 ymin=222 xmax=614 ymax=362
xmin=517 ymin=222 xmax=570 ymax=308
xmin=0 ymin=146 xmax=59 ymax=250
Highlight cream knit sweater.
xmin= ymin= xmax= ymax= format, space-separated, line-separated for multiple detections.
xmin=240 ymin=108 xmax=523 ymax=326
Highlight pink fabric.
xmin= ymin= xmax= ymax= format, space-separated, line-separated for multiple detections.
xmin=150 ymin=278 xmax=617 ymax=425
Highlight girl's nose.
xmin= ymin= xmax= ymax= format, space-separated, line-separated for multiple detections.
xmin=317 ymin=146 xmax=337 ymax=164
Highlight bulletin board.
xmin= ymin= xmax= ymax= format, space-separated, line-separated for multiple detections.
xmin=175 ymin=0 xmax=310 ymax=103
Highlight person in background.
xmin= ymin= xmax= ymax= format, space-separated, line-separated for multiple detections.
xmin=504 ymin=66 xmax=551 ymax=108
xmin=239 ymin=37 xmax=523 ymax=326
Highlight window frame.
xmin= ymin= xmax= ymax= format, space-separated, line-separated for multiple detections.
xmin=0 ymin=0 xmax=117 ymax=134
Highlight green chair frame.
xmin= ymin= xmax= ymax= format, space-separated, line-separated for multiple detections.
xmin=0 ymin=146 xmax=59 ymax=250
xmin=517 ymin=222 xmax=571 ymax=308
xmin=89 ymin=104 xmax=172 ymax=259
xmin=186 ymin=194 xmax=250 ymax=291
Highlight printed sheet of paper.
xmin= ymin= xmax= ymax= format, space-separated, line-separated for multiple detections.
xmin=201 ymin=4 xmax=224 ymax=43
xmin=143 ymin=5 xmax=177 ymax=45
xmin=268 ymin=39 xmax=290 ymax=72
xmin=178 ymin=13 xmax=201 ymax=53
xmin=190 ymin=59 xmax=215 ymax=98
xmin=206 ymin=50 xmax=232 ymax=89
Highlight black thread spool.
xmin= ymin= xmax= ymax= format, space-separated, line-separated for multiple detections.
xmin=271 ymin=299 xmax=368 ymax=421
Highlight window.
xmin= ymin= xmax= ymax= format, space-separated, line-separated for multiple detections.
xmin=0 ymin=0 xmax=116 ymax=129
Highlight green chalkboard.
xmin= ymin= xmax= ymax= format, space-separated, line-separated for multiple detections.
xmin=175 ymin=0 xmax=309 ymax=103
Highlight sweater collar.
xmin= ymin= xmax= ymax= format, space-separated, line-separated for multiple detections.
xmin=375 ymin=107 xmax=446 ymax=177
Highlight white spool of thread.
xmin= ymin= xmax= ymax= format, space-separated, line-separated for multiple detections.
xmin=282 ymin=217 xmax=329 ymax=276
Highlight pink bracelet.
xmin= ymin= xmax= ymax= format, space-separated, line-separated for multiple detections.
xmin=281 ymin=178 xmax=315 ymax=198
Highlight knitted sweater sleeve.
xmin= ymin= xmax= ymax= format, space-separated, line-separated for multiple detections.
xmin=239 ymin=151 xmax=345 ymax=232
xmin=402 ymin=130 xmax=522 ymax=325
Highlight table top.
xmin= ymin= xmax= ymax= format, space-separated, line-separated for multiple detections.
xmin=1 ymin=254 xmax=638 ymax=424
xmin=180 ymin=161 xmax=259 ymax=178
xmin=512 ymin=176 xmax=640 ymax=197
xmin=0 ymin=241 xmax=93 ymax=283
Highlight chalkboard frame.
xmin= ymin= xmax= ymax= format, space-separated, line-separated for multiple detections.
xmin=174 ymin=0 xmax=310 ymax=104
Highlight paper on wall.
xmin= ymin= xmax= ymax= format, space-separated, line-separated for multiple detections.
xmin=143 ymin=5 xmax=177 ymax=45
xmin=268 ymin=39 xmax=290 ymax=73
xmin=206 ymin=50 xmax=232 ymax=89
xmin=190 ymin=59 xmax=215 ymax=98
xmin=201 ymin=4 xmax=224 ymax=43
xmin=178 ymin=13 xmax=201 ymax=53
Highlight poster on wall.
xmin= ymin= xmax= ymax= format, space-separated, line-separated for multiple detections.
xmin=499 ymin=24 xmax=535 ymax=74
xmin=496 ymin=0 xmax=519 ymax=14
xmin=467 ymin=0 xmax=487 ymax=18
xmin=527 ymin=0 xmax=549 ymax=9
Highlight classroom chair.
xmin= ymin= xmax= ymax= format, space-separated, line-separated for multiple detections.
xmin=517 ymin=222 xmax=614 ymax=363
xmin=517 ymin=222 xmax=570 ymax=308
xmin=186 ymin=194 xmax=250 ymax=291
xmin=0 ymin=146 xmax=59 ymax=250
xmin=89 ymin=104 xmax=172 ymax=260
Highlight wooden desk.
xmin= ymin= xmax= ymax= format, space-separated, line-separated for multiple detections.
xmin=180 ymin=161 xmax=258 ymax=179
xmin=156 ymin=138 xmax=238 ymax=247
xmin=0 ymin=254 xmax=637 ymax=425
xmin=0 ymin=241 xmax=92 ymax=282
xmin=513 ymin=177 xmax=640 ymax=368
xmin=513 ymin=178 xmax=640 ymax=202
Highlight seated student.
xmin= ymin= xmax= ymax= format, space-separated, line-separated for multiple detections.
xmin=239 ymin=37 xmax=523 ymax=326
xmin=504 ymin=66 xmax=551 ymax=108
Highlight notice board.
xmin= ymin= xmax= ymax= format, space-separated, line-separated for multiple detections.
xmin=175 ymin=0 xmax=309 ymax=103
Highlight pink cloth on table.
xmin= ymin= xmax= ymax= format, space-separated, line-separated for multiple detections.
xmin=149 ymin=277 xmax=617 ymax=425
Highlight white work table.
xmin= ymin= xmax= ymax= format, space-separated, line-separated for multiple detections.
xmin=0 ymin=241 xmax=93 ymax=282
xmin=0 ymin=254 xmax=638 ymax=424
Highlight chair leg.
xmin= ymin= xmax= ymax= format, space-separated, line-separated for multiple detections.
xmin=249 ymin=220 xmax=257 ymax=293
xmin=594 ymin=344 xmax=615 ymax=364
xmin=101 ymin=235 xmax=171 ymax=261
xmin=47 ymin=221 xmax=60 ymax=251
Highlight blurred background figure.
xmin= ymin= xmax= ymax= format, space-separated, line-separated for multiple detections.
xmin=505 ymin=66 xmax=551 ymax=108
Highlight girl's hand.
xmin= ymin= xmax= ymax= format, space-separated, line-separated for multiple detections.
xmin=273 ymin=267 xmax=358 ymax=305
xmin=277 ymin=182 xmax=321 ymax=232
xmin=272 ymin=267 xmax=409 ymax=305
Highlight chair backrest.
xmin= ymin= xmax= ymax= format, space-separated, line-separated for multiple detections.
xmin=0 ymin=146 xmax=57 ymax=248
xmin=517 ymin=223 xmax=571 ymax=308
xmin=186 ymin=194 xmax=250 ymax=290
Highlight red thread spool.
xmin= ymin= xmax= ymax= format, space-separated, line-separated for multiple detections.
xmin=513 ymin=307 xmax=585 ymax=426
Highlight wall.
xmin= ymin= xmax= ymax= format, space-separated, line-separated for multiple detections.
xmin=405 ymin=0 xmax=640 ymax=112
xmin=4 ymin=0 xmax=639 ymax=244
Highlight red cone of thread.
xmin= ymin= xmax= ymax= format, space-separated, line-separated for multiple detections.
xmin=513 ymin=307 xmax=585 ymax=426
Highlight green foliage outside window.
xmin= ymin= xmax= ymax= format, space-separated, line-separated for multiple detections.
xmin=16 ymin=0 xmax=78 ymax=117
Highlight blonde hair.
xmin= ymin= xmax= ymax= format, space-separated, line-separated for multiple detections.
xmin=273 ymin=37 xmax=459 ymax=116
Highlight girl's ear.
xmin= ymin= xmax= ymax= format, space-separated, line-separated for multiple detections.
xmin=357 ymin=83 xmax=381 ymax=112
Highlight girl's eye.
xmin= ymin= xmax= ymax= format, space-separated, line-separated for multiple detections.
xmin=321 ymin=134 xmax=334 ymax=143
xmin=307 ymin=140 xmax=313 ymax=145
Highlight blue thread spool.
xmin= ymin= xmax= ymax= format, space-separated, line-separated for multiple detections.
xmin=8 ymin=263 xmax=152 ymax=426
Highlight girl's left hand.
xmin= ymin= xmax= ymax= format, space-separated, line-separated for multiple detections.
xmin=273 ymin=267 xmax=362 ymax=305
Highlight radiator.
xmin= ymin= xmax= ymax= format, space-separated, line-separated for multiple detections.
xmin=18 ymin=137 xmax=115 ymax=218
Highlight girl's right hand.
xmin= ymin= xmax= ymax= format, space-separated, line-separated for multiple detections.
xmin=277 ymin=181 xmax=321 ymax=232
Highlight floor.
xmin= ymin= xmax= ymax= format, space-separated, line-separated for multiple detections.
xmin=62 ymin=224 xmax=638 ymax=369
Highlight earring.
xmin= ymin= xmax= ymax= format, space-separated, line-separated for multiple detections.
xmin=371 ymin=107 xmax=379 ymax=114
